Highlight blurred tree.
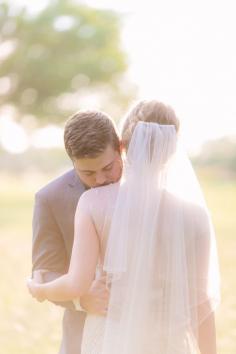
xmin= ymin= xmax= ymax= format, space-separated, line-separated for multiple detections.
xmin=0 ymin=0 xmax=135 ymax=123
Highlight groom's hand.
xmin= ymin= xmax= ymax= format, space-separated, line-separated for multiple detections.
xmin=80 ymin=276 xmax=109 ymax=316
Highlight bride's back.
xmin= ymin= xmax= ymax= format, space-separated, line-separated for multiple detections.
xmin=82 ymin=182 xmax=210 ymax=272
xmin=81 ymin=182 xmax=120 ymax=264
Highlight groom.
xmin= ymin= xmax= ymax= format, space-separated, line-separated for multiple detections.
xmin=32 ymin=110 xmax=123 ymax=354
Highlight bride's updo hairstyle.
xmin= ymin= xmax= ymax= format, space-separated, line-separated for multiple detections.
xmin=121 ymin=100 xmax=180 ymax=150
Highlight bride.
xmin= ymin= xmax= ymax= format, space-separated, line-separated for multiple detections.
xmin=28 ymin=100 xmax=220 ymax=354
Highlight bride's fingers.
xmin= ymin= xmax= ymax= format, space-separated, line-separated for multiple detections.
xmin=95 ymin=278 xmax=110 ymax=289
xmin=99 ymin=291 xmax=110 ymax=300
xmin=27 ymin=278 xmax=36 ymax=295
xmin=27 ymin=279 xmax=46 ymax=302
xmin=93 ymin=284 xmax=110 ymax=296
xmin=26 ymin=278 xmax=33 ymax=291
xmin=96 ymin=275 xmax=107 ymax=284
xmin=33 ymin=270 xmax=44 ymax=283
xmin=27 ymin=279 xmax=39 ymax=296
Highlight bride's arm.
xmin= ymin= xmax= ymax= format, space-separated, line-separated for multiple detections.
xmin=196 ymin=210 xmax=218 ymax=354
xmin=198 ymin=302 xmax=217 ymax=354
xmin=28 ymin=196 xmax=100 ymax=302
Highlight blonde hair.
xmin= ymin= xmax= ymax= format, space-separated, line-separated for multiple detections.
xmin=121 ymin=100 xmax=180 ymax=149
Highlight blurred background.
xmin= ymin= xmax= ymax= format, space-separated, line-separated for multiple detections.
xmin=0 ymin=0 xmax=235 ymax=353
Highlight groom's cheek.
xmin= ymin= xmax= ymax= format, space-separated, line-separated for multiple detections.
xmin=78 ymin=174 xmax=95 ymax=189
xmin=112 ymin=161 xmax=122 ymax=182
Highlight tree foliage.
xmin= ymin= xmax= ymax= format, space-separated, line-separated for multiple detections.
xmin=0 ymin=0 xmax=132 ymax=122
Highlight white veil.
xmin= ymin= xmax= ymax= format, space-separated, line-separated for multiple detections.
xmin=102 ymin=122 xmax=220 ymax=354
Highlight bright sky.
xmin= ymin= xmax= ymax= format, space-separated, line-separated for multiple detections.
xmin=83 ymin=0 xmax=236 ymax=152
xmin=2 ymin=0 xmax=236 ymax=153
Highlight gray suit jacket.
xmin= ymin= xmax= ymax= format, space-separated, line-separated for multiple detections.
xmin=32 ymin=169 xmax=87 ymax=354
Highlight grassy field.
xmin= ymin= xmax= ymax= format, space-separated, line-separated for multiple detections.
xmin=0 ymin=169 xmax=235 ymax=353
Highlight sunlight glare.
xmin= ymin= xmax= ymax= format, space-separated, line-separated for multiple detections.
xmin=0 ymin=117 xmax=29 ymax=153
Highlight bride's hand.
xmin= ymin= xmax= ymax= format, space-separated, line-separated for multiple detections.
xmin=27 ymin=279 xmax=46 ymax=302
xmin=80 ymin=275 xmax=109 ymax=316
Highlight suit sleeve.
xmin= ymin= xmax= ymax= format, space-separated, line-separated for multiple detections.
xmin=32 ymin=191 xmax=67 ymax=273
xmin=32 ymin=191 xmax=76 ymax=310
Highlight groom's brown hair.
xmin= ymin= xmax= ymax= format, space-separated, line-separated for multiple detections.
xmin=64 ymin=110 xmax=120 ymax=159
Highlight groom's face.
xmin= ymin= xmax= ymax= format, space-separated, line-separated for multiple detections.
xmin=73 ymin=144 xmax=123 ymax=188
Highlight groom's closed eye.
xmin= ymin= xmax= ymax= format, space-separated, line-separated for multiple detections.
xmin=81 ymin=163 xmax=113 ymax=177
xmin=83 ymin=171 xmax=96 ymax=176
xmin=102 ymin=163 xmax=113 ymax=172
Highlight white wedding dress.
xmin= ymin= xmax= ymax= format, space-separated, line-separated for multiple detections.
xmin=80 ymin=184 xmax=118 ymax=354
xmin=81 ymin=266 xmax=107 ymax=354
xmin=77 ymin=123 xmax=219 ymax=354
xmin=78 ymin=185 xmax=213 ymax=354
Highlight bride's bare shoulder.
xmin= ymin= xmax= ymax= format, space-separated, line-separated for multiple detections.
xmin=78 ymin=182 xmax=119 ymax=207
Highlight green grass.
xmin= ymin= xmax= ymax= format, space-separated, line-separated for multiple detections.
xmin=0 ymin=169 xmax=235 ymax=353
xmin=196 ymin=168 xmax=236 ymax=354
xmin=0 ymin=173 xmax=62 ymax=354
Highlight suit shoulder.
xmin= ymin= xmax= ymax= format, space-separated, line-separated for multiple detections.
xmin=36 ymin=169 xmax=78 ymax=199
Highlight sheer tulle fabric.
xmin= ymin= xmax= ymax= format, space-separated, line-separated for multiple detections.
xmin=102 ymin=122 xmax=220 ymax=354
